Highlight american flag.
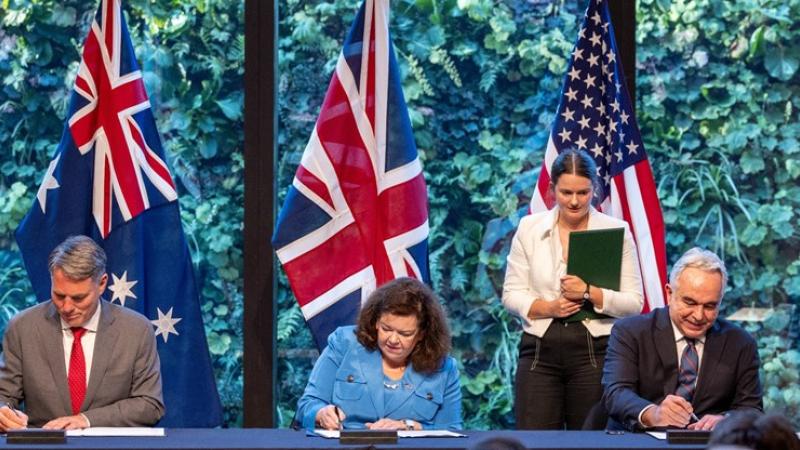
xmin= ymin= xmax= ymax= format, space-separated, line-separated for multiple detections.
xmin=15 ymin=0 xmax=222 ymax=426
xmin=531 ymin=0 xmax=667 ymax=311
xmin=272 ymin=0 xmax=429 ymax=350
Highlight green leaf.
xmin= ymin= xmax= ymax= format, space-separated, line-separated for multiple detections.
xmin=748 ymin=25 xmax=764 ymax=59
xmin=764 ymin=45 xmax=799 ymax=81
xmin=779 ymin=137 xmax=799 ymax=154
xmin=200 ymin=138 xmax=218 ymax=159
xmin=740 ymin=223 xmax=767 ymax=247
xmin=740 ymin=150 xmax=764 ymax=174
xmin=216 ymin=96 xmax=242 ymax=121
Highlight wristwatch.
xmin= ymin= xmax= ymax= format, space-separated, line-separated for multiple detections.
xmin=403 ymin=419 xmax=415 ymax=430
xmin=583 ymin=282 xmax=591 ymax=300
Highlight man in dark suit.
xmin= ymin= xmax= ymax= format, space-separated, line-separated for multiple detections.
xmin=0 ymin=236 xmax=164 ymax=430
xmin=602 ymin=247 xmax=762 ymax=431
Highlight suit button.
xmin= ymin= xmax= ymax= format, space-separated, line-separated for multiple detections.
xmin=347 ymin=375 xmax=354 ymax=382
xmin=426 ymin=393 xmax=433 ymax=400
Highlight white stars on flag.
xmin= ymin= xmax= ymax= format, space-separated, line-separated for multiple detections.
xmin=152 ymin=307 xmax=182 ymax=343
xmin=108 ymin=271 xmax=138 ymax=306
xmin=36 ymin=155 xmax=61 ymax=213
xmin=565 ymin=88 xmax=579 ymax=102
xmin=558 ymin=128 xmax=572 ymax=143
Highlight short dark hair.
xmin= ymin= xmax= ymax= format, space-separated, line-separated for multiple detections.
xmin=355 ymin=278 xmax=451 ymax=375
xmin=549 ymin=149 xmax=601 ymax=201
xmin=48 ymin=235 xmax=107 ymax=282
xmin=708 ymin=411 xmax=800 ymax=450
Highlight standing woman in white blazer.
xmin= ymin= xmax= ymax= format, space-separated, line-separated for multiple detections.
xmin=502 ymin=149 xmax=644 ymax=430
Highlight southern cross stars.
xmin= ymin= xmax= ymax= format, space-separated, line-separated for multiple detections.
xmin=37 ymin=155 xmax=61 ymax=213
xmin=108 ymin=271 xmax=138 ymax=306
xmin=152 ymin=307 xmax=182 ymax=343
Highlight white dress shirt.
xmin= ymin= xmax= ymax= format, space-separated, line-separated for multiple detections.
xmin=502 ymin=206 xmax=644 ymax=337
xmin=60 ymin=301 xmax=101 ymax=386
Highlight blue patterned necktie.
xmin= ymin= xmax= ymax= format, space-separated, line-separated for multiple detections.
xmin=676 ymin=338 xmax=698 ymax=401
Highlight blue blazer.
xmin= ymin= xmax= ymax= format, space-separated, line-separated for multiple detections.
xmin=297 ymin=326 xmax=463 ymax=430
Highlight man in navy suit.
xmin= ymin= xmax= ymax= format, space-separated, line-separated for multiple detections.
xmin=602 ymin=247 xmax=762 ymax=431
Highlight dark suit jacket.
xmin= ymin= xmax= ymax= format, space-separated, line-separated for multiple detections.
xmin=0 ymin=300 xmax=164 ymax=427
xmin=602 ymin=307 xmax=762 ymax=431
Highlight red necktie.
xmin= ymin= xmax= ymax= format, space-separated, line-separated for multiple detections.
xmin=68 ymin=327 xmax=87 ymax=415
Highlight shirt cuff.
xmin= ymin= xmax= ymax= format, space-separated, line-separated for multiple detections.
xmin=638 ymin=404 xmax=656 ymax=428
xmin=80 ymin=413 xmax=91 ymax=428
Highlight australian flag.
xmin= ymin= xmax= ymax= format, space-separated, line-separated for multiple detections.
xmin=14 ymin=0 xmax=222 ymax=427
xmin=272 ymin=0 xmax=430 ymax=350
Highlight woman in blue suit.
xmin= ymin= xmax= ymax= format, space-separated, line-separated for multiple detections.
xmin=297 ymin=278 xmax=462 ymax=430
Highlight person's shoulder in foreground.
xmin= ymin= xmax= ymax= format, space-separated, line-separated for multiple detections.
xmin=708 ymin=411 xmax=800 ymax=450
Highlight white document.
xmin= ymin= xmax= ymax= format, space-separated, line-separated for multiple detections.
xmin=66 ymin=427 xmax=165 ymax=437
xmin=400 ymin=430 xmax=466 ymax=438
xmin=313 ymin=429 xmax=465 ymax=438
xmin=646 ymin=431 xmax=667 ymax=440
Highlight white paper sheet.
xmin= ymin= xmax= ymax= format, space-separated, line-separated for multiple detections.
xmin=66 ymin=427 xmax=165 ymax=437
xmin=313 ymin=429 xmax=465 ymax=438
xmin=646 ymin=431 xmax=667 ymax=440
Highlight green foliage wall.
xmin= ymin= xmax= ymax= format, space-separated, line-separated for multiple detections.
xmin=277 ymin=0 xmax=591 ymax=429
xmin=636 ymin=0 xmax=800 ymax=421
xmin=278 ymin=0 xmax=800 ymax=428
xmin=0 ymin=0 xmax=245 ymax=425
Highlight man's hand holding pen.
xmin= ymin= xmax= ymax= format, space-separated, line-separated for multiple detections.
xmin=0 ymin=404 xmax=28 ymax=431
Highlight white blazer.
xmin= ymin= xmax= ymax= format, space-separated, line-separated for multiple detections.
xmin=502 ymin=206 xmax=643 ymax=338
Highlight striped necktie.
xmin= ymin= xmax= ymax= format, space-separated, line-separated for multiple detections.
xmin=676 ymin=338 xmax=698 ymax=401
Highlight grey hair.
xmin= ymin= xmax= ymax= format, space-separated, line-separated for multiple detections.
xmin=669 ymin=247 xmax=728 ymax=295
xmin=48 ymin=235 xmax=107 ymax=282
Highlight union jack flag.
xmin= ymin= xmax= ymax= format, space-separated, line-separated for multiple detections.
xmin=68 ymin=0 xmax=177 ymax=238
xmin=273 ymin=0 xmax=429 ymax=350
xmin=531 ymin=0 xmax=668 ymax=310
xmin=15 ymin=0 xmax=222 ymax=426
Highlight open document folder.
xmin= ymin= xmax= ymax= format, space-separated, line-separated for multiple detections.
xmin=311 ymin=429 xmax=466 ymax=438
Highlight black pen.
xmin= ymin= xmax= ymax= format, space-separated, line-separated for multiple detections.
xmin=333 ymin=405 xmax=343 ymax=431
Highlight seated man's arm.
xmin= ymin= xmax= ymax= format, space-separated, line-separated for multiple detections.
xmin=729 ymin=332 xmax=763 ymax=413
xmin=602 ymin=323 xmax=656 ymax=431
xmin=687 ymin=332 xmax=763 ymax=431
xmin=0 ymin=318 xmax=29 ymax=431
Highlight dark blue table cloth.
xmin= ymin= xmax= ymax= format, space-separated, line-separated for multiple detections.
xmin=1 ymin=429 xmax=703 ymax=449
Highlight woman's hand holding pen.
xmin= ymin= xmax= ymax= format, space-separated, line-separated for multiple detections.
xmin=315 ymin=404 xmax=345 ymax=430
xmin=0 ymin=404 xmax=28 ymax=431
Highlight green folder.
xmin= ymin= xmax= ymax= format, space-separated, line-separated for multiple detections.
xmin=563 ymin=227 xmax=624 ymax=322
xmin=566 ymin=227 xmax=625 ymax=290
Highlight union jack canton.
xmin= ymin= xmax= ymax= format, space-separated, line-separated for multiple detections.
xmin=273 ymin=0 xmax=430 ymax=350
